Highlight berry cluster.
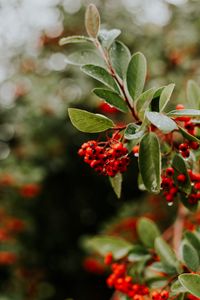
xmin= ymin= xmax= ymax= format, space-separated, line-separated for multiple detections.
xmin=178 ymin=141 xmax=199 ymax=158
xmin=106 ymin=262 xmax=149 ymax=300
xmin=162 ymin=167 xmax=200 ymax=205
xmin=151 ymin=290 xmax=169 ymax=300
xmin=78 ymin=140 xmax=129 ymax=177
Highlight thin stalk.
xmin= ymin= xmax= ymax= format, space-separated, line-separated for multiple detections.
xmin=94 ymin=39 xmax=139 ymax=121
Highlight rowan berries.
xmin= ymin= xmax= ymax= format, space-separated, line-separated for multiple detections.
xmin=78 ymin=139 xmax=129 ymax=177
xmin=106 ymin=262 xmax=149 ymax=299
xmin=152 ymin=290 xmax=169 ymax=300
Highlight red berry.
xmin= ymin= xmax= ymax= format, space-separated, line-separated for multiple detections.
xmin=194 ymin=182 xmax=200 ymax=190
xmin=78 ymin=148 xmax=85 ymax=156
xmin=189 ymin=141 xmax=199 ymax=150
xmin=176 ymin=116 xmax=191 ymax=122
xmin=166 ymin=167 xmax=174 ymax=176
xmin=176 ymin=104 xmax=185 ymax=110
xmin=179 ymin=143 xmax=189 ymax=151
xmin=132 ymin=145 xmax=139 ymax=155
xmin=188 ymin=194 xmax=198 ymax=205
xmin=185 ymin=122 xmax=194 ymax=131
xmin=165 ymin=194 xmax=174 ymax=202
xmin=170 ymin=187 xmax=178 ymax=195
xmin=104 ymin=252 xmax=113 ymax=265
xmin=181 ymin=149 xmax=190 ymax=158
xmin=160 ymin=290 xmax=169 ymax=300
xmin=177 ymin=174 xmax=186 ymax=183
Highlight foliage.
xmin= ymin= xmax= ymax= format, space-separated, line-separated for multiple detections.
xmin=63 ymin=3 xmax=200 ymax=300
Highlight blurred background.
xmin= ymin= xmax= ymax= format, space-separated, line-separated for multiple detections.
xmin=0 ymin=0 xmax=200 ymax=299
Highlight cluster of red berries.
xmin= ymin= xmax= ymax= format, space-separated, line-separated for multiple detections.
xmin=106 ymin=262 xmax=149 ymax=300
xmin=178 ymin=141 xmax=199 ymax=158
xmin=151 ymin=290 xmax=169 ymax=300
xmin=162 ymin=167 xmax=200 ymax=204
xmin=78 ymin=140 xmax=129 ymax=177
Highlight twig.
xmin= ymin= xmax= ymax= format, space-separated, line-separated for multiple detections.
xmin=94 ymin=39 xmax=139 ymax=122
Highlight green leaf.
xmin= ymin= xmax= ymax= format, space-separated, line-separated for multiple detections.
xmin=59 ymin=35 xmax=93 ymax=46
xmin=159 ymin=83 xmax=175 ymax=112
xmin=151 ymin=86 xmax=166 ymax=112
xmin=68 ymin=108 xmax=114 ymax=133
xmin=171 ymin=279 xmax=187 ymax=293
xmin=139 ymin=132 xmax=161 ymax=193
xmin=124 ymin=124 xmax=145 ymax=140
xmin=109 ymin=173 xmax=122 ymax=198
xmin=126 ymin=52 xmax=147 ymax=101
xmin=184 ymin=231 xmax=200 ymax=255
xmin=109 ymin=41 xmax=131 ymax=78
xmin=136 ymin=88 xmax=155 ymax=120
xmin=172 ymin=154 xmax=191 ymax=195
xmin=137 ymin=217 xmax=160 ymax=248
xmin=181 ymin=241 xmax=199 ymax=271
xmin=128 ymin=245 xmax=150 ymax=262
xmin=178 ymin=126 xmax=200 ymax=142
xmin=93 ymin=88 xmax=128 ymax=113
xmin=149 ymin=262 xmax=177 ymax=275
xmin=65 ymin=49 xmax=104 ymax=67
xmin=138 ymin=173 xmax=147 ymax=191
xmin=155 ymin=237 xmax=180 ymax=271
xmin=146 ymin=111 xmax=178 ymax=133
xmin=87 ymin=236 xmax=133 ymax=259
xmin=186 ymin=80 xmax=200 ymax=110
xmin=167 ymin=109 xmax=200 ymax=117
xmin=85 ymin=4 xmax=100 ymax=38
xmin=81 ymin=64 xmax=119 ymax=92
xmin=146 ymin=277 xmax=168 ymax=289
xmin=98 ymin=29 xmax=121 ymax=49
xmin=179 ymin=273 xmax=200 ymax=298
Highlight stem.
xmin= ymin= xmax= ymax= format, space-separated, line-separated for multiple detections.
xmin=172 ymin=203 xmax=187 ymax=257
xmin=94 ymin=39 xmax=139 ymax=122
